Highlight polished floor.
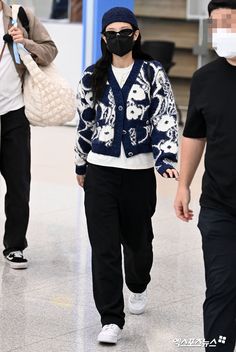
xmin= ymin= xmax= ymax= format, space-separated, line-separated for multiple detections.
xmin=0 ymin=126 xmax=208 ymax=352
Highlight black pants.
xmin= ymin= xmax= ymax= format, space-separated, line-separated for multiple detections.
xmin=198 ymin=207 xmax=236 ymax=351
xmin=84 ymin=163 xmax=156 ymax=329
xmin=0 ymin=107 xmax=31 ymax=256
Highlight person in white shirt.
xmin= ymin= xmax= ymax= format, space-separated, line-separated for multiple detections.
xmin=0 ymin=0 xmax=57 ymax=269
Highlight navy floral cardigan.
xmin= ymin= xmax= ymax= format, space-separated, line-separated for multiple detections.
xmin=75 ymin=60 xmax=178 ymax=175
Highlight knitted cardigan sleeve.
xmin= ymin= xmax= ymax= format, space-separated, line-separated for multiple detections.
xmin=75 ymin=69 xmax=96 ymax=175
xmin=149 ymin=63 xmax=178 ymax=175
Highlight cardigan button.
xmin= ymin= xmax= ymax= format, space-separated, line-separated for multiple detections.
xmin=122 ymin=130 xmax=127 ymax=134
xmin=128 ymin=152 xmax=133 ymax=157
xmin=118 ymin=106 xmax=123 ymax=111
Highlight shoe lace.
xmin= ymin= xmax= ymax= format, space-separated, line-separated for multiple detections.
xmin=10 ymin=251 xmax=23 ymax=258
xmin=132 ymin=293 xmax=146 ymax=301
xmin=103 ymin=324 xmax=118 ymax=331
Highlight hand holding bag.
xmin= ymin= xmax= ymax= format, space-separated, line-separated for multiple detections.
xmin=12 ymin=5 xmax=77 ymax=127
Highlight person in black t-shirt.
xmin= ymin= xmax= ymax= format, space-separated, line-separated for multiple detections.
xmin=175 ymin=1 xmax=236 ymax=351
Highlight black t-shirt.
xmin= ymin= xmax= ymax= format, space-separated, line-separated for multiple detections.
xmin=183 ymin=57 xmax=236 ymax=214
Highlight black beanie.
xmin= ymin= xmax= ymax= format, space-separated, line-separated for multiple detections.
xmin=208 ymin=0 xmax=236 ymax=16
xmin=102 ymin=7 xmax=138 ymax=32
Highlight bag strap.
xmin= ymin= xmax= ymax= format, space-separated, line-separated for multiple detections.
xmin=0 ymin=6 xmax=20 ymax=65
xmin=11 ymin=5 xmax=30 ymax=35
xmin=11 ymin=5 xmax=31 ymax=64
xmin=0 ymin=42 xmax=6 ymax=63
xmin=18 ymin=7 xmax=30 ymax=35
xmin=11 ymin=5 xmax=21 ymax=27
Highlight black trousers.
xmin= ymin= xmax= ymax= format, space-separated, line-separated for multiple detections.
xmin=0 ymin=107 xmax=31 ymax=256
xmin=84 ymin=163 xmax=156 ymax=329
xmin=198 ymin=207 xmax=236 ymax=352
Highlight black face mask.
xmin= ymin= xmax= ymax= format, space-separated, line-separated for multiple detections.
xmin=106 ymin=35 xmax=135 ymax=57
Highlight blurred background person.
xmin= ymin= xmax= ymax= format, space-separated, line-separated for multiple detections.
xmin=70 ymin=0 xmax=82 ymax=23
xmin=50 ymin=0 xmax=68 ymax=20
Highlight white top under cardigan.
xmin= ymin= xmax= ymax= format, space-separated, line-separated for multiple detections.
xmin=87 ymin=63 xmax=154 ymax=169
xmin=0 ymin=11 xmax=24 ymax=115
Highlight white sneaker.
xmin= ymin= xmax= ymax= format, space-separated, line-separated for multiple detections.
xmin=97 ymin=324 xmax=122 ymax=344
xmin=4 ymin=251 xmax=28 ymax=269
xmin=128 ymin=290 xmax=147 ymax=315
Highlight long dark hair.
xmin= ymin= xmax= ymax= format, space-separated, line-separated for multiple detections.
xmin=91 ymin=27 xmax=152 ymax=103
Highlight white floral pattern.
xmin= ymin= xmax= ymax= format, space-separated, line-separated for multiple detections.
xmin=127 ymin=103 xmax=144 ymax=120
xmin=157 ymin=115 xmax=176 ymax=132
xmin=160 ymin=141 xmax=178 ymax=154
xmin=129 ymin=128 xmax=137 ymax=146
xmin=98 ymin=125 xmax=114 ymax=143
xmin=128 ymin=84 xmax=146 ymax=101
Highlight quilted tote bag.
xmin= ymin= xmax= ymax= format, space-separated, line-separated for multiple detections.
xmin=13 ymin=6 xmax=76 ymax=127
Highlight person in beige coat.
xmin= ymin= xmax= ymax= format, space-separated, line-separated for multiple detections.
xmin=0 ymin=0 xmax=57 ymax=269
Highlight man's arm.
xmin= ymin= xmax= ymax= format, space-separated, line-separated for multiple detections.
xmin=174 ymin=136 xmax=206 ymax=222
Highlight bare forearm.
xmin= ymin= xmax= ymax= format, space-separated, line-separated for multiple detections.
xmin=178 ymin=137 xmax=206 ymax=188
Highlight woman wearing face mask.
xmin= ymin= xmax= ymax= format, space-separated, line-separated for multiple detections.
xmin=75 ymin=7 xmax=178 ymax=344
